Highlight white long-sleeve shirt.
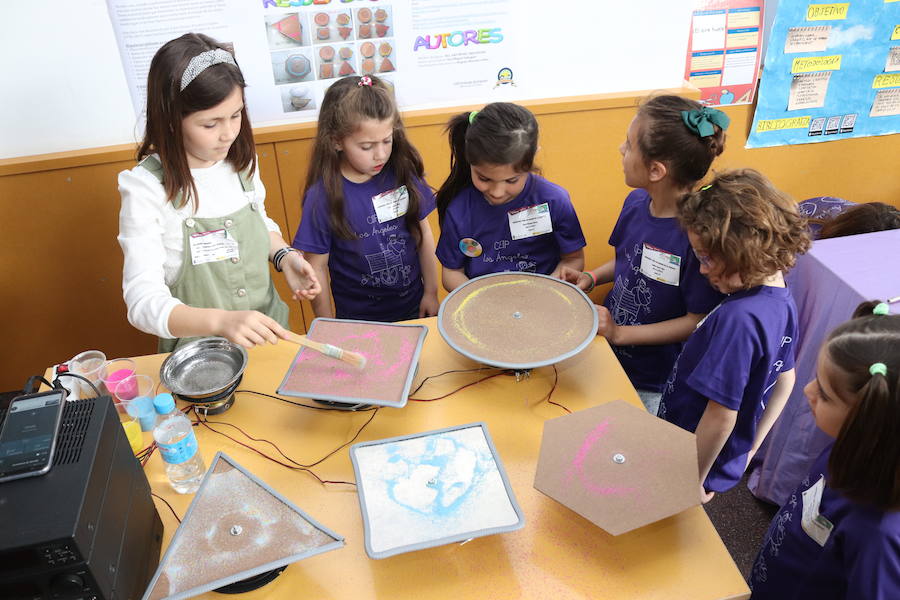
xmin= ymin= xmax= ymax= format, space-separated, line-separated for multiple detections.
xmin=117 ymin=157 xmax=281 ymax=338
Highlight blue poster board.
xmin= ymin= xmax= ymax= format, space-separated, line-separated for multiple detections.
xmin=747 ymin=0 xmax=900 ymax=148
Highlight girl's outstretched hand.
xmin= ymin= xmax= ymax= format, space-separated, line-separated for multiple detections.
xmin=213 ymin=310 xmax=290 ymax=348
xmin=559 ymin=266 xmax=591 ymax=291
xmin=595 ymin=305 xmax=621 ymax=343
xmin=419 ymin=292 xmax=440 ymax=318
xmin=282 ymin=252 xmax=322 ymax=301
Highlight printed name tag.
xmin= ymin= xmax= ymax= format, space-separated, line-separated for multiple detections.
xmin=508 ymin=203 xmax=552 ymax=240
xmin=372 ymin=186 xmax=409 ymax=223
xmin=189 ymin=229 xmax=239 ymax=265
xmin=801 ymin=476 xmax=833 ymax=547
xmin=639 ymin=243 xmax=681 ymax=286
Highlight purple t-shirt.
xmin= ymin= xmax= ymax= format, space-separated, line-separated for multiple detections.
xmin=292 ymin=168 xmax=435 ymax=322
xmin=603 ymin=189 xmax=724 ymax=392
xmin=658 ymin=285 xmax=798 ymax=492
xmin=750 ymin=447 xmax=900 ymax=600
xmin=435 ymin=174 xmax=586 ymax=277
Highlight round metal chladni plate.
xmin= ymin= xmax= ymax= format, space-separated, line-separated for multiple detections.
xmin=438 ymin=272 xmax=598 ymax=370
xmin=160 ymin=338 xmax=247 ymax=396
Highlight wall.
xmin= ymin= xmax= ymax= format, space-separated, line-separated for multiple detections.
xmin=1 ymin=90 xmax=898 ymax=391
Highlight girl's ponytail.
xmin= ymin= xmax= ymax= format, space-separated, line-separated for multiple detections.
xmin=824 ymin=302 xmax=900 ymax=509
xmin=435 ymin=112 xmax=473 ymax=225
xmin=829 ymin=365 xmax=899 ymax=508
xmin=436 ymin=103 xmax=539 ymax=223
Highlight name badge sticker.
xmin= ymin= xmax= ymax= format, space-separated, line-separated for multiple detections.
xmin=508 ymin=203 xmax=553 ymax=240
xmin=189 ymin=229 xmax=240 ymax=266
xmin=372 ymin=186 xmax=410 ymax=223
xmin=801 ymin=476 xmax=833 ymax=547
xmin=639 ymin=243 xmax=681 ymax=286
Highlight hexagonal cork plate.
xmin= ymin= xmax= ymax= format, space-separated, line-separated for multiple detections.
xmin=534 ymin=400 xmax=699 ymax=536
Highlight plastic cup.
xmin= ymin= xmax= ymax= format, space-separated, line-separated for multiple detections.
xmin=101 ymin=358 xmax=136 ymax=398
xmin=116 ymin=374 xmax=157 ymax=432
xmin=115 ymin=402 xmax=143 ymax=454
xmin=69 ymin=350 xmax=107 ymax=398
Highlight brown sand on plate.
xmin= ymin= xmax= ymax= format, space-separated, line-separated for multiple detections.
xmin=441 ymin=274 xmax=595 ymax=364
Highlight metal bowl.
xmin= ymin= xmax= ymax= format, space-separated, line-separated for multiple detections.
xmin=160 ymin=337 xmax=248 ymax=399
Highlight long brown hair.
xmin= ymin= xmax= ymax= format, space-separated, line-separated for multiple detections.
xmin=824 ymin=301 xmax=900 ymax=510
xmin=815 ymin=202 xmax=900 ymax=239
xmin=435 ymin=102 xmax=538 ymax=225
xmin=304 ymin=76 xmax=425 ymax=243
xmin=138 ymin=33 xmax=256 ymax=210
xmin=635 ymin=95 xmax=726 ymax=188
xmin=678 ymin=168 xmax=811 ymax=288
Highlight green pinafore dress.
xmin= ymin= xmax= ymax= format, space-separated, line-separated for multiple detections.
xmin=139 ymin=156 xmax=289 ymax=353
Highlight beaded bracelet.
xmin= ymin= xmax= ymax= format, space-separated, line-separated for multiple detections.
xmin=582 ymin=271 xmax=597 ymax=293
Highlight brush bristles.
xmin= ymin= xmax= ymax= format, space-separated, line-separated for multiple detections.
xmin=343 ymin=351 xmax=367 ymax=369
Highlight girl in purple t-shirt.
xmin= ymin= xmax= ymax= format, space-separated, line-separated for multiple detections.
xmin=292 ymin=76 xmax=440 ymax=322
xmin=561 ymin=96 xmax=728 ymax=415
xmin=434 ymin=102 xmax=586 ymax=292
xmin=750 ymin=301 xmax=900 ymax=600
xmin=659 ymin=169 xmax=811 ymax=501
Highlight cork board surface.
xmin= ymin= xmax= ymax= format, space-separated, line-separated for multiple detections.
xmin=277 ymin=319 xmax=428 ymax=408
xmin=351 ymin=423 xmax=525 ymax=559
xmin=533 ymin=400 xmax=700 ymax=536
xmin=438 ymin=273 xmax=597 ymax=368
xmin=143 ymin=453 xmax=344 ymax=600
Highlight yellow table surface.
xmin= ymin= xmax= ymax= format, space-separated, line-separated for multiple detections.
xmin=122 ymin=317 xmax=750 ymax=600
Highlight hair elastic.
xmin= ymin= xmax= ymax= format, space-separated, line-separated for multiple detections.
xmin=873 ymin=302 xmax=890 ymax=316
xmin=180 ymin=48 xmax=237 ymax=91
xmin=468 ymin=110 xmax=479 ymax=124
xmin=870 ymin=362 xmax=888 ymax=377
xmin=681 ymin=106 xmax=731 ymax=138
xmin=700 ymin=183 xmax=713 ymax=191
xmin=358 ymin=75 xmax=373 ymax=87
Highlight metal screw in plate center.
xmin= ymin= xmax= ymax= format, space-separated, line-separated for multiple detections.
xmin=512 ymin=311 xmax=522 ymax=319
xmin=230 ymin=525 xmax=243 ymax=536
xmin=612 ymin=453 xmax=626 ymax=464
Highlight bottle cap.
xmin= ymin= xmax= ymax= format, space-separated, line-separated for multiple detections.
xmin=153 ymin=392 xmax=176 ymax=415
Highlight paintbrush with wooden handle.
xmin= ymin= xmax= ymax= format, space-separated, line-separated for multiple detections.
xmin=283 ymin=331 xmax=367 ymax=369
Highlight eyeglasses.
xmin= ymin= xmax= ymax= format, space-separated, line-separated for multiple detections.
xmin=692 ymin=248 xmax=712 ymax=268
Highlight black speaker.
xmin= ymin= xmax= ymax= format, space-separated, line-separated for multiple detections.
xmin=0 ymin=396 xmax=163 ymax=599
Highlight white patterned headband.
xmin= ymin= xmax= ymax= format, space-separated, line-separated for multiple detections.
xmin=180 ymin=48 xmax=237 ymax=91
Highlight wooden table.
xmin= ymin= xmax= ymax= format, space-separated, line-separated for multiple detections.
xmin=124 ymin=317 xmax=751 ymax=600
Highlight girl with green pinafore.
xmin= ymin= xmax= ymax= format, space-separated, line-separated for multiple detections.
xmin=118 ymin=33 xmax=320 ymax=352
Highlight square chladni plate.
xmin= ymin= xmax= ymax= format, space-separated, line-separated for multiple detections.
xmin=350 ymin=422 xmax=525 ymax=559
xmin=277 ymin=318 xmax=428 ymax=408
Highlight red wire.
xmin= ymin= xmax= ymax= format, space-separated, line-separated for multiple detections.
xmin=408 ymin=372 xmax=507 ymax=401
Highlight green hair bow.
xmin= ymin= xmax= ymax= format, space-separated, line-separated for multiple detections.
xmin=681 ymin=106 xmax=731 ymax=138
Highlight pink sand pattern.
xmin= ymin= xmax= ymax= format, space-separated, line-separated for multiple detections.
xmin=281 ymin=320 xmax=424 ymax=405
xmin=565 ymin=418 xmax=636 ymax=497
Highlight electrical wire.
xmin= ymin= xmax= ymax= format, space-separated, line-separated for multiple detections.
xmin=53 ymin=372 xmax=102 ymax=398
xmin=234 ymin=389 xmax=378 ymax=412
xmin=191 ymin=406 xmax=378 ymax=486
xmin=23 ymin=375 xmax=54 ymax=394
xmin=151 ymin=492 xmax=181 ymax=523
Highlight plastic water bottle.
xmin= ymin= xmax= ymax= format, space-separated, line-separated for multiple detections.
xmin=152 ymin=393 xmax=206 ymax=494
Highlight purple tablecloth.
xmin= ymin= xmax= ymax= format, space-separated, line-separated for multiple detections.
xmin=748 ymin=229 xmax=900 ymax=506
